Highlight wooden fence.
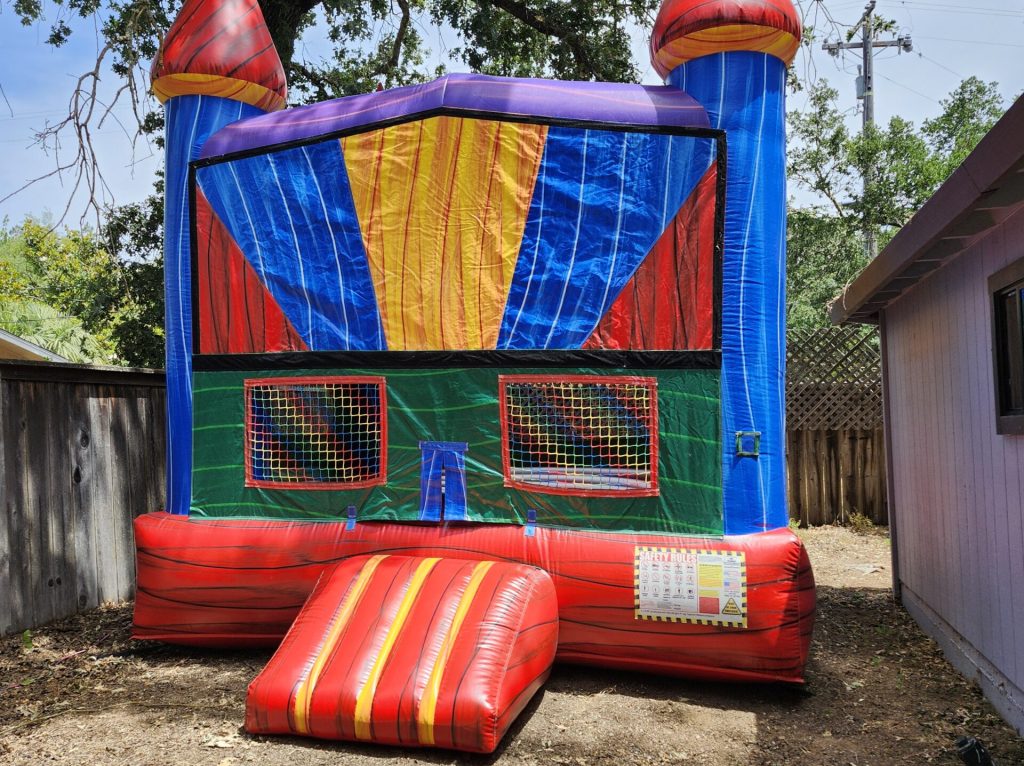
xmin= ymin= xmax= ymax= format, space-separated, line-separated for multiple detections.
xmin=0 ymin=361 xmax=166 ymax=636
xmin=786 ymin=326 xmax=887 ymax=526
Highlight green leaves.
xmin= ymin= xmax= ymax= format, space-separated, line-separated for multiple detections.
xmin=278 ymin=0 xmax=658 ymax=102
xmin=787 ymin=76 xmax=1007 ymax=329
xmin=787 ymin=211 xmax=866 ymax=330
xmin=0 ymin=217 xmax=164 ymax=367
xmin=431 ymin=0 xmax=656 ymax=83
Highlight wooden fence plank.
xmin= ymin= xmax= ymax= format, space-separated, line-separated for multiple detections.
xmin=92 ymin=391 xmax=120 ymax=605
xmin=118 ymin=388 xmax=146 ymax=598
xmin=3 ymin=381 xmax=30 ymax=632
xmin=46 ymin=380 xmax=78 ymax=620
xmin=23 ymin=382 xmax=58 ymax=626
xmin=71 ymin=386 xmax=101 ymax=614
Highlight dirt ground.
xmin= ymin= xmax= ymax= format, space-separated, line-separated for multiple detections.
xmin=2 ymin=525 xmax=1023 ymax=766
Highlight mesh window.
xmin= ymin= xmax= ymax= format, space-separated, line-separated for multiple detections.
xmin=499 ymin=376 xmax=658 ymax=496
xmin=244 ymin=377 xmax=386 ymax=489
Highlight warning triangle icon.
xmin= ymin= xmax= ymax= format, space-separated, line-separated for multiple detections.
xmin=722 ymin=598 xmax=742 ymax=616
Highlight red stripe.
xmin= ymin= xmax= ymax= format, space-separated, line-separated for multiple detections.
xmin=584 ymin=165 xmax=717 ymax=351
xmin=194 ymin=190 xmax=307 ymax=354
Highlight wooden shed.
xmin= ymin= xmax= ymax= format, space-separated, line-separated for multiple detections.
xmin=831 ymin=97 xmax=1024 ymax=735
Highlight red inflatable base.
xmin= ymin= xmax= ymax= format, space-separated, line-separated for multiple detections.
xmin=133 ymin=513 xmax=815 ymax=683
xmin=246 ymin=555 xmax=558 ymax=753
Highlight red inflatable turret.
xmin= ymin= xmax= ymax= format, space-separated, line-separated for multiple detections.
xmin=152 ymin=0 xmax=287 ymax=112
xmin=651 ymin=0 xmax=801 ymax=78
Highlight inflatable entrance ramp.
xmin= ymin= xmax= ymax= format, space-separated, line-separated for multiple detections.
xmin=245 ymin=554 xmax=558 ymax=753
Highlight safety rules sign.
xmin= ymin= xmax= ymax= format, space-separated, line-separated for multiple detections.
xmin=634 ymin=546 xmax=747 ymax=628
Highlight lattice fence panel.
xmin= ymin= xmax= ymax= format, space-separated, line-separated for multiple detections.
xmin=787 ymin=326 xmax=882 ymax=430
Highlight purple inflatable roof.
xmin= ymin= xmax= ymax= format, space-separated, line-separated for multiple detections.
xmin=199 ymin=73 xmax=710 ymax=160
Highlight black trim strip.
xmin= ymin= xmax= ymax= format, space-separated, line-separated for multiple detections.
xmin=192 ymin=349 xmax=722 ymax=372
xmin=713 ymin=134 xmax=727 ymax=352
xmin=192 ymin=106 xmax=724 ymax=168
xmin=188 ymin=162 xmax=200 ymax=358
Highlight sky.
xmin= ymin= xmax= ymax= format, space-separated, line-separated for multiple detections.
xmin=1 ymin=0 xmax=1023 ymax=227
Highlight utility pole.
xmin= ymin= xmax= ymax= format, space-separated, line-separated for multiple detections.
xmin=823 ymin=1 xmax=912 ymax=259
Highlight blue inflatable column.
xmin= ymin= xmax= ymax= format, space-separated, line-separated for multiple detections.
xmin=161 ymin=96 xmax=264 ymax=514
xmin=669 ymin=52 xmax=788 ymax=534
xmin=151 ymin=0 xmax=289 ymax=514
xmin=649 ymin=0 xmax=800 ymax=535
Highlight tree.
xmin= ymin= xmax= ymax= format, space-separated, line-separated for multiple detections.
xmin=5 ymin=0 xmax=660 ymax=222
xmin=786 ymin=76 xmax=1007 ymax=329
xmin=0 ymin=219 xmax=164 ymax=366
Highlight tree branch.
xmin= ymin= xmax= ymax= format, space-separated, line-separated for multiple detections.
xmin=373 ymin=0 xmax=411 ymax=80
xmin=257 ymin=0 xmax=321 ymax=68
xmin=487 ymin=0 xmax=599 ymax=78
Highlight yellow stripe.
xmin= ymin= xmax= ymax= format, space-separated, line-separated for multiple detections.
xmin=342 ymin=116 xmax=546 ymax=350
xmin=152 ymin=73 xmax=286 ymax=111
xmin=416 ymin=561 xmax=495 ymax=745
xmin=291 ymin=554 xmax=387 ymax=735
xmin=353 ymin=557 xmax=441 ymax=740
xmin=653 ymin=25 xmax=800 ymax=72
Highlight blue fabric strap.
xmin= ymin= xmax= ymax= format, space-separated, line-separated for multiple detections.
xmin=418 ymin=442 xmax=469 ymax=521
xmin=525 ymin=508 xmax=537 ymax=537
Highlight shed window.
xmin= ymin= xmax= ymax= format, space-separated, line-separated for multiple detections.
xmin=990 ymin=260 xmax=1024 ymax=434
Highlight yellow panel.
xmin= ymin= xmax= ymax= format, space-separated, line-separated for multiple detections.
xmin=342 ymin=117 xmax=547 ymax=350
xmin=353 ymin=557 xmax=440 ymax=740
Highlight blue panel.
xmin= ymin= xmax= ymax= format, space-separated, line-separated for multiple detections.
xmin=196 ymin=139 xmax=386 ymax=351
xmin=164 ymin=94 xmax=263 ymax=515
xmin=418 ymin=441 xmax=469 ymax=522
xmin=671 ymin=52 xmax=788 ymax=534
xmin=497 ymin=127 xmax=714 ymax=349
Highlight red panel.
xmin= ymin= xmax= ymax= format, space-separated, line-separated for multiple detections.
xmin=195 ymin=191 xmax=307 ymax=354
xmin=584 ymin=166 xmax=717 ymax=351
xmin=151 ymin=0 xmax=287 ymax=106
xmin=652 ymin=0 xmax=800 ymax=45
xmin=133 ymin=513 xmax=815 ymax=684
xmin=245 ymin=556 xmax=557 ymax=753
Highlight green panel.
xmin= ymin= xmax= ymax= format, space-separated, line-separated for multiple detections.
xmin=191 ymin=366 xmax=722 ymax=535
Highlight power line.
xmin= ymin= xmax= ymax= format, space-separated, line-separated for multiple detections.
xmin=876 ymin=73 xmax=939 ymax=104
xmin=916 ymin=36 xmax=1024 ymax=49
xmin=897 ymin=1 xmax=1024 ymax=16
xmin=915 ymin=51 xmax=964 ymax=81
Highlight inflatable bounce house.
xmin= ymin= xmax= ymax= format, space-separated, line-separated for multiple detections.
xmin=133 ymin=0 xmax=815 ymax=752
